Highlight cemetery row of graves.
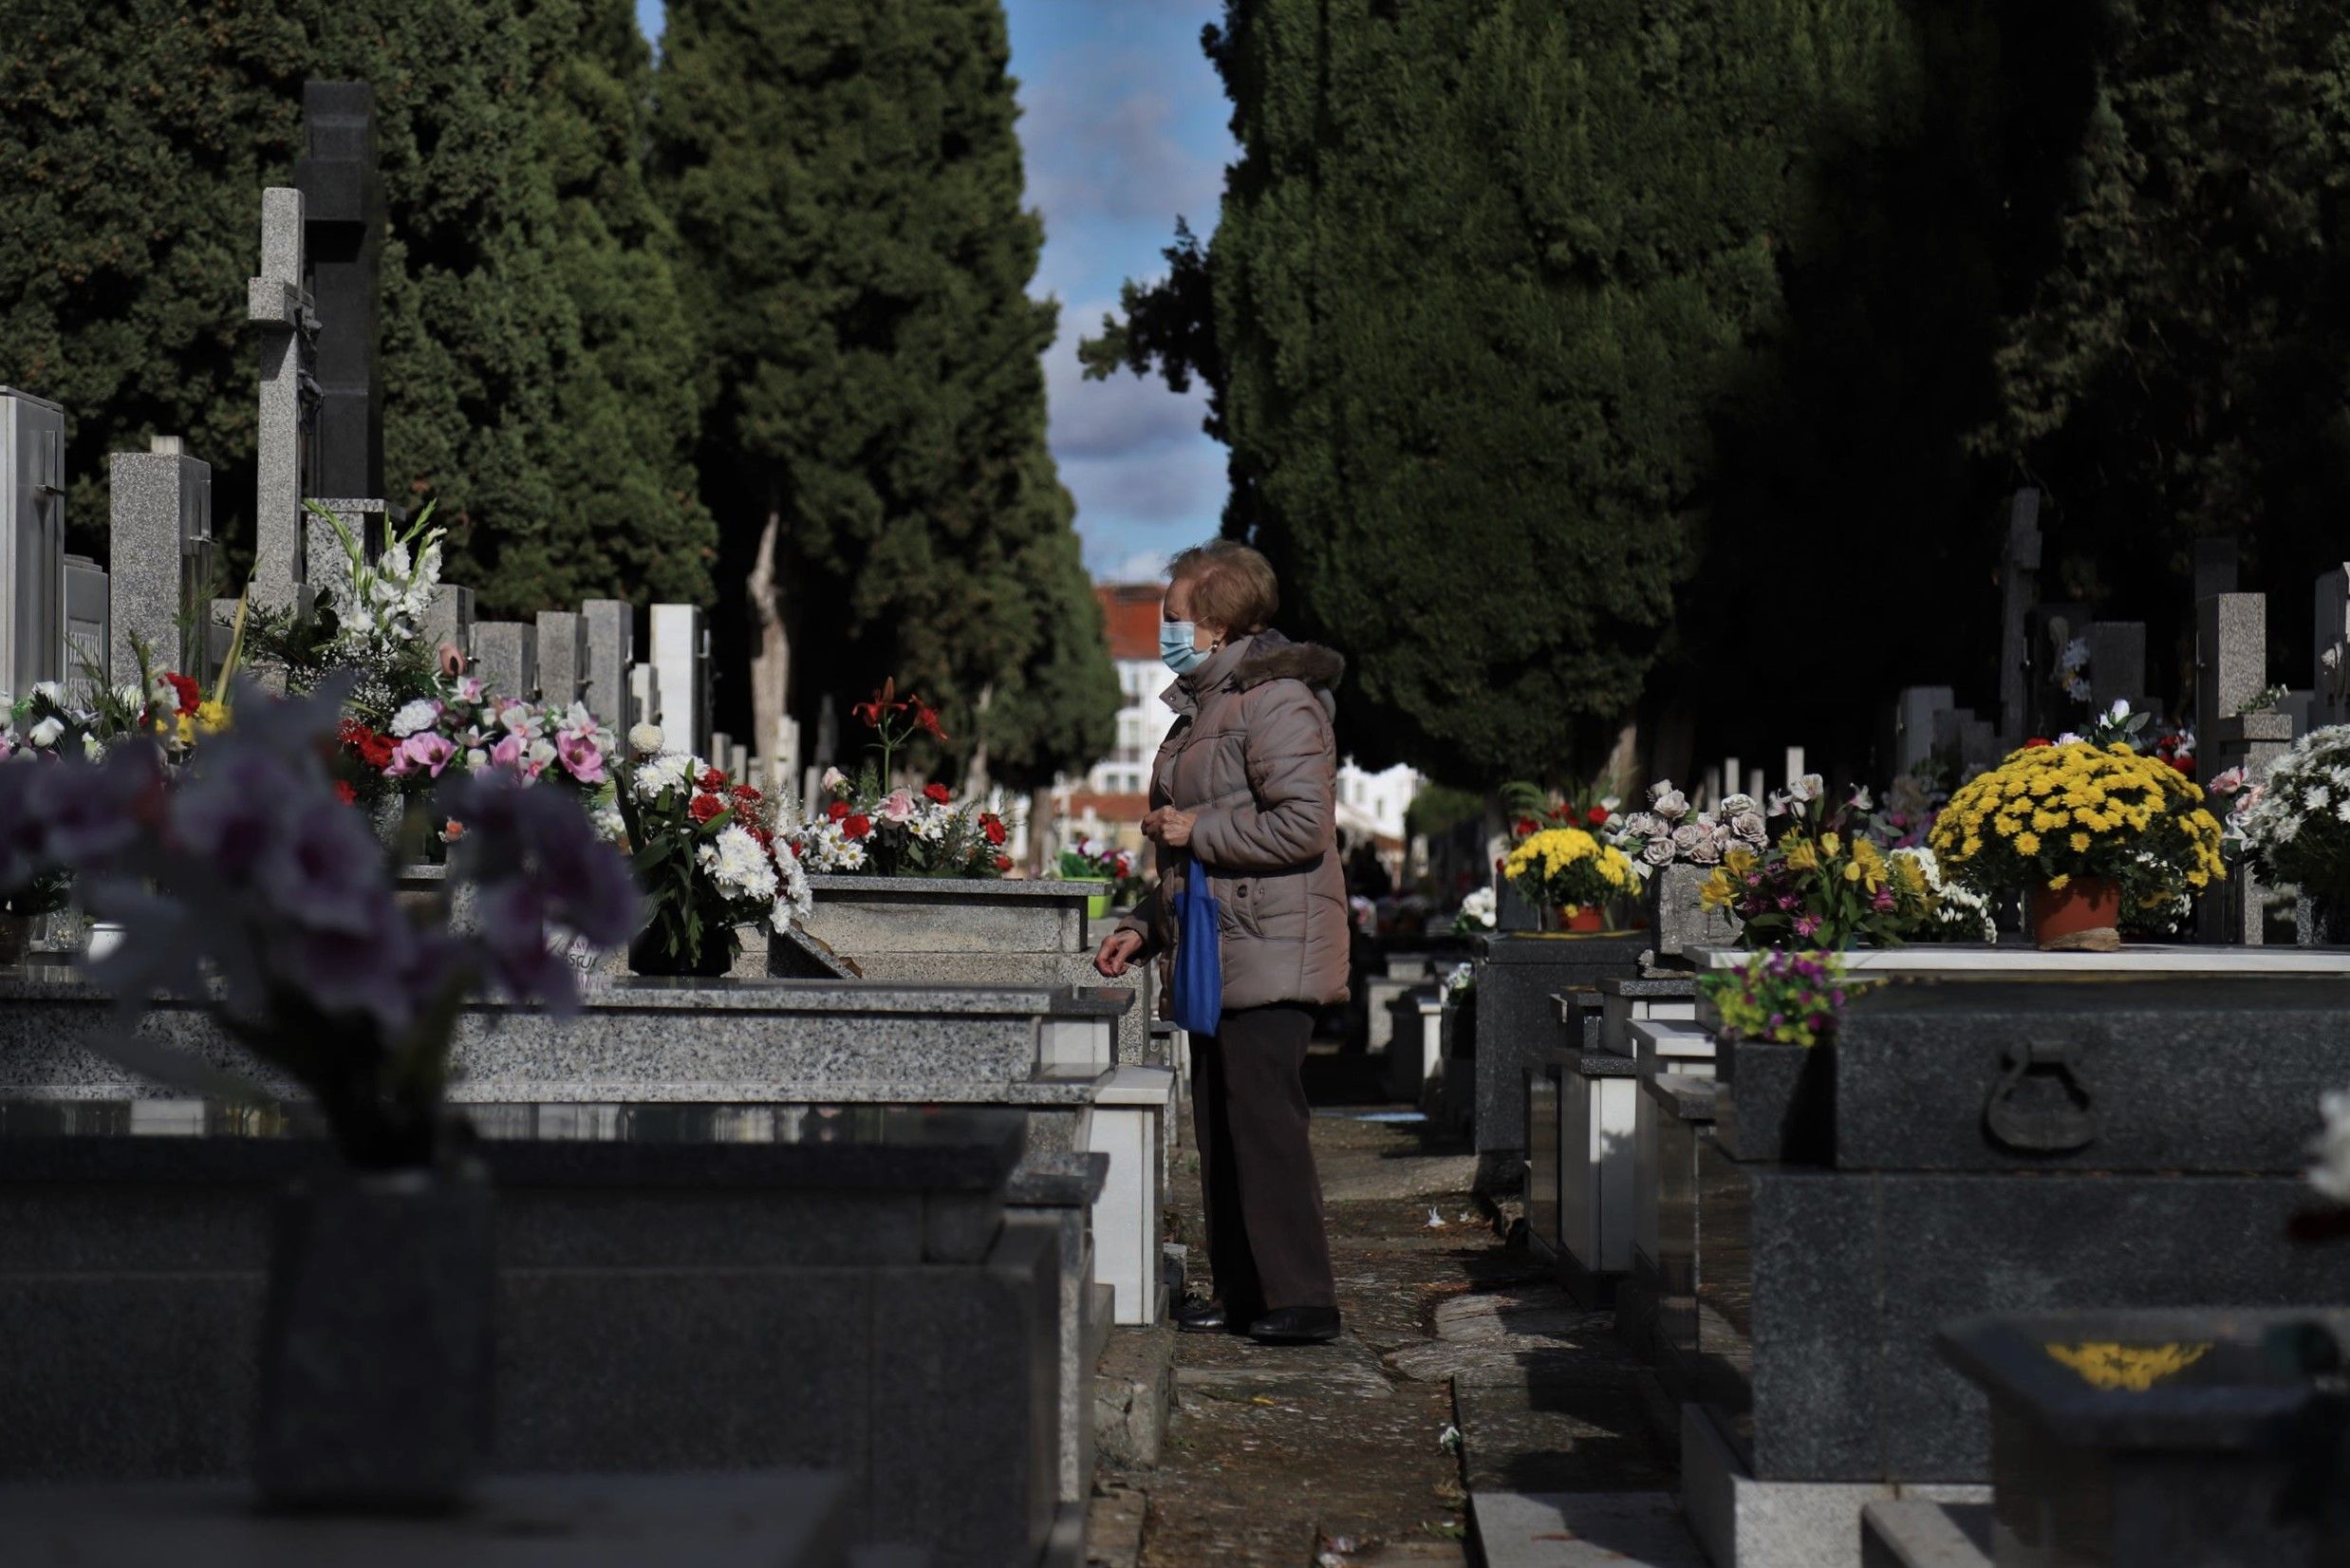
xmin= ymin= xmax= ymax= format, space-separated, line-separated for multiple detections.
xmin=1358 ymin=490 xmax=2350 ymax=1563
xmin=2 ymin=80 xmax=2349 ymax=1568
xmin=0 ymin=85 xmax=1180 ymax=1568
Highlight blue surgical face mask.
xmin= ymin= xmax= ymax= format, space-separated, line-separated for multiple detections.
xmin=1160 ymin=619 xmax=1207 ymax=676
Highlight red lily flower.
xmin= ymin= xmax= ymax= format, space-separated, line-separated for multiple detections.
xmin=852 ymin=679 xmax=909 ymax=729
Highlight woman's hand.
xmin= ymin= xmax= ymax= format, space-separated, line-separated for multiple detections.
xmin=1142 ymin=807 xmax=1197 ymax=849
xmin=1094 ymin=927 xmax=1145 ymax=979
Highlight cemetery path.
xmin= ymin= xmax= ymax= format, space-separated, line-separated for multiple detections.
xmin=1103 ymin=1047 xmax=1679 ymax=1568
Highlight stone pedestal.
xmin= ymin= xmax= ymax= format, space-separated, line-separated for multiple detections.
xmin=1470 ymin=932 xmax=1647 ymax=1192
xmin=107 ymin=442 xmax=212 ymax=681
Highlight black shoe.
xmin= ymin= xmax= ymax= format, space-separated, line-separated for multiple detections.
xmin=1246 ymin=1306 xmax=1343 ymax=1344
xmin=1173 ymin=1297 xmax=1233 ymax=1335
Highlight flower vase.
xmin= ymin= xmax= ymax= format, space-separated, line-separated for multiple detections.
xmin=2296 ymin=895 xmax=2350 ymax=947
xmin=254 ymin=1161 xmax=494 ymax=1512
xmin=627 ymin=925 xmax=736 ymax=979
xmin=2029 ymin=877 xmax=2122 ymax=952
xmin=1551 ymin=905 xmax=1606 ymax=934
xmin=1087 ymin=891 xmax=1113 ymax=923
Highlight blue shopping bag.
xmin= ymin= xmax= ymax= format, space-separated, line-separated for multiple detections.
xmin=1169 ymin=868 xmax=1224 ymax=1039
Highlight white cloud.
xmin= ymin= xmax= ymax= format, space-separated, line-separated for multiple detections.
xmin=1017 ymin=45 xmax=1228 ymax=231
xmin=1042 ymin=302 xmax=1209 ymax=461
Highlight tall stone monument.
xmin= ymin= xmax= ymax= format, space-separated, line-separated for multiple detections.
xmin=580 ymin=600 xmax=634 ymax=733
xmin=247 ymin=188 xmax=319 ymax=613
xmin=1996 ymin=490 xmax=2042 ymax=749
xmin=0 ymin=387 xmax=66 ymax=699
xmin=109 ymin=436 xmax=214 ymax=682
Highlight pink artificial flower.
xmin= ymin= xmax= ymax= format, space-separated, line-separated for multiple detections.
xmin=879 ymin=787 xmax=919 ymax=825
xmin=489 ymin=734 xmax=526 ymax=772
xmin=1794 ymin=915 xmax=1821 ymax=937
xmin=556 ymin=730 xmax=606 ymax=785
xmin=2208 ymin=766 xmax=2247 ymax=797
xmin=389 ymin=732 xmax=457 ymax=778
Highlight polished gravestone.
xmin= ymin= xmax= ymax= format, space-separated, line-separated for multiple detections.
xmin=1471 ymin=932 xmax=1648 ymax=1191
xmin=0 ymin=1101 xmax=1061 ymax=1568
xmin=1694 ymin=978 xmax=2350 ymax=1489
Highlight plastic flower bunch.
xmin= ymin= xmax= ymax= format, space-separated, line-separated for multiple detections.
xmin=303 ymin=499 xmax=443 ymax=664
xmin=1887 ymin=845 xmax=1997 ymax=943
xmin=1501 ymin=826 xmax=1637 ymax=916
xmin=1057 ymin=836 xmax=1134 ymax=884
xmin=2210 ymin=725 xmax=2350 ymax=903
xmin=613 ymin=731 xmax=810 ymax=972
xmin=357 ymin=680 xmax=616 ymax=797
xmin=0 ymin=675 xmax=638 ymax=1167
xmin=792 ymin=769 xmax=1011 ymax=879
xmin=1702 ymin=777 xmax=1936 ymax=950
xmin=1500 ymin=779 xmax=1621 ymax=845
xmin=1451 ymin=885 xmax=1498 ymax=936
xmin=1699 ymin=949 xmax=1863 ymax=1049
xmin=1930 ymin=740 xmax=2225 ymax=914
xmin=1608 ymin=781 xmax=1763 ymax=880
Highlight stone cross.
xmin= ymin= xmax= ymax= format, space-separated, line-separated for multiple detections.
xmin=650 ymin=604 xmax=705 ymax=757
xmin=0 ymin=386 xmax=67 ymax=698
xmin=471 ymin=621 xmax=538 ymax=700
xmin=1996 ymin=489 xmax=2042 ymax=747
xmin=247 ymin=187 xmax=319 ymax=612
xmin=580 ymin=600 xmax=634 ymax=732
xmin=108 ymin=436 xmax=214 ymax=682
xmin=2313 ymin=567 xmax=2350 ymax=728
xmin=294 ymin=82 xmax=386 ymax=505
xmin=535 ymin=610 xmax=584 ymax=711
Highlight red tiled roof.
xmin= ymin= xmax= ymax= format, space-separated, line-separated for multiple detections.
xmin=1095 ymin=583 xmax=1163 ymax=663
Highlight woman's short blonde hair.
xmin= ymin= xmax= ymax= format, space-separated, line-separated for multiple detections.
xmin=1168 ymin=541 xmax=1279 ymax=633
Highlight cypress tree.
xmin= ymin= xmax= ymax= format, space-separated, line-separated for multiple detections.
xmin=1091 ymin=0 xmax=1913 ymax=785
xmin=515 ymin=0 xmax=718 ymax=608
xmin=652 ymin=0 xmax=1114 ymax=779
xmin=0 ymin=0 xmax=700 ymax=618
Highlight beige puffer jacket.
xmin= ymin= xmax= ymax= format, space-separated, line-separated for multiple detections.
xmin=1118 ymin=629 xmax=1352 ymax=1014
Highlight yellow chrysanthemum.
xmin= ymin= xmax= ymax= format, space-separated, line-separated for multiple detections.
xmin=2014 ymin=831 xmax=2042 ymax=856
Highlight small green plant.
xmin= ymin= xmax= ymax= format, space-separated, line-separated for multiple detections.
xmin=1700 ymin=949 xmax=1865 ymax=1048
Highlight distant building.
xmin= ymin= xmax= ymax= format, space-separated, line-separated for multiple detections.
xmin=1053 ymin=583 xmax=1420 ymax=876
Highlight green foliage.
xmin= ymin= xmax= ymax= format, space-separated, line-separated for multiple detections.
xmin=1090 ymin=0 xmax=1914 ymax=787
xmin=1404 ymin=782 xmax=1484 ymax=842
xmin=652 ymin=0 xmax=1115 ymax=780
xmin=0 ymin=0 xmax=708 ymax=615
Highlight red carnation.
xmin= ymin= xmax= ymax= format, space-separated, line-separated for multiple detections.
xmin=924 ymin=782 xmax=951 ymax=804
xmin=699 ymin=767 xmax=728 ymax=791
xmin=844 ymin=813 xmax=873 ymax=840
xmin=827 ymin=798 xmax=851 ymax=823
xmin=2171 ymin=756 xmax=2195 ymax=775
xmin=1586 ymin=807 xmax=1610 ymax=827
xmin=993 ymin=854 xmax=1013 ymax=872
xmin=733 ymin=784 xmax=764 ymax=804
xmin=332 ymin=779 xmax=357 ymax=805
xmin=162 ymin=671 xmax=200 ymax=717
xmin=1515 ymin=817 xmax=1539 ymax=838
xmin=981 ymin=813 xmax=1008 ymax=847
xmin=689 ymin=792 xmax=726 ymax=824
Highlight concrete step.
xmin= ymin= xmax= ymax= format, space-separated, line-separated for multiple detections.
xmin=1092 ymin=1322 xmax=1176 ymax=1470
xmin=1860 ymin=1501 xmax=1993 ymax=1568
xmin=1470 ymin=1491 xmax=1706 ymax=1567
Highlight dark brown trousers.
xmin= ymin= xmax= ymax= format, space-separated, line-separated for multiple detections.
xmin=1191 ymin=1004 xmax=1337 ymax=1315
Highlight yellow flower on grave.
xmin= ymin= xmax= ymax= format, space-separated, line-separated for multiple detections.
xmin=2047 ymin=873 xmax=2071 ymax=890
xmin=2014 ymin=831 xmax=2042 ymax=856
xmin=1725 ymin=846 xmax=1758 ymax=877
xmin=1962 ymin=835 xmax=1983 ymax=858
xmin=2032 ymin=810 xmax=2070 ymax=832
xmin=1700 ymin=868 xmax=1736 ymax=910
xmin=1820 ymin=832 xmax=1842 ymax=858
xmin=2043 ymin=1341 xmax=2210 ymax=1392
xmin=196 ymin=700 xmax=230 ymax=734
xmin=1849 ymin=838 xmax=1888 ymax=892
xmin=2069 ymin=833 xmax=2091 ymax=853
xmin=1785 ymin=839 xmax=1820 ymax=874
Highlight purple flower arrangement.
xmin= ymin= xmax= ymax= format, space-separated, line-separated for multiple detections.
xmin=0 ymin=676 xmax=640 ymax=1167
xmin=1700 ymin=948 xmax=1861 ymax=1048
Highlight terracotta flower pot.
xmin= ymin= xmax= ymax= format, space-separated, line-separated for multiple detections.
xmin=2029 ymin=876 xmax=2121 ymax=951
xmin=1553 ymin=905 xmax=1606 ymax=934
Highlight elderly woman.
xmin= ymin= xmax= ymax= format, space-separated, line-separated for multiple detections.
xmin=1092 ymin=541 xmax=1350 ymax=1345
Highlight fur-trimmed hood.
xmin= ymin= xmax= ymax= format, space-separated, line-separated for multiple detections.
xmin=1231 ymin=627 xmax=1346 ymax=693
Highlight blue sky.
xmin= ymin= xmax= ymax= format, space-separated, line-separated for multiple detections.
xmin=634 ymin=1 xmax=1235 ymax=584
